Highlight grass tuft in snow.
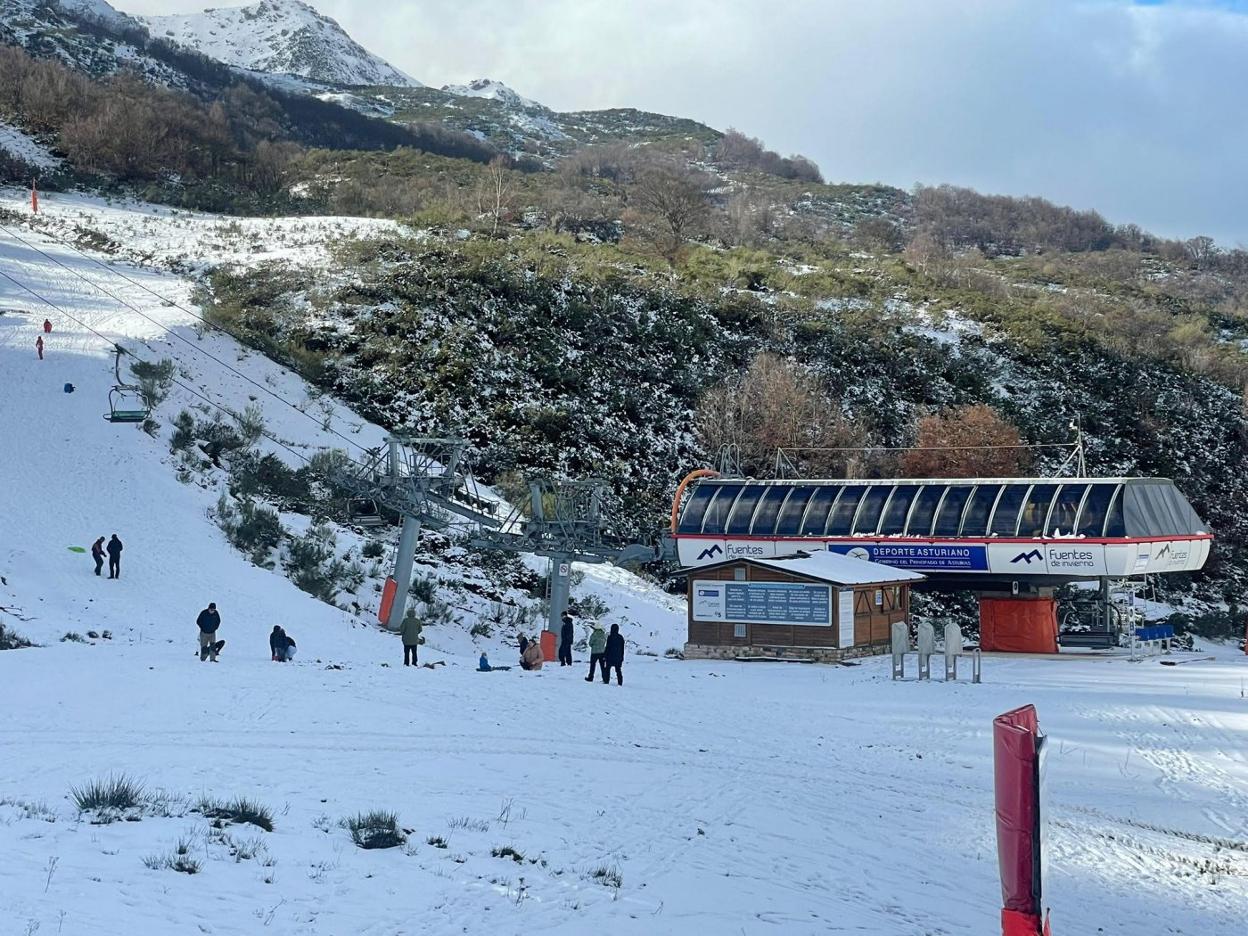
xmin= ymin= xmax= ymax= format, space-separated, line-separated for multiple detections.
xmin=591 ymin=864 xmax=623 ymax=889
xmin=144 ymin=835 xmax=201 ymax=874
xmin=70 ymin=775 xmax=145 ymax=814
xmin=346 ymin=811 xmax=405 ymax=850
xmin=61 ymin=632 xmax=88 ymax=643
xmin=447 ymin=816 xmax=489 ymax=833
xmin=0 ymin=622 xmax=34 ymax=650
xmin=426 ymin=834 xmax=448 ymax=849
xmin=491 ymin=845 xmax=525 ymax=863
xmin=195 ymin=796 xmax=274 ymax=832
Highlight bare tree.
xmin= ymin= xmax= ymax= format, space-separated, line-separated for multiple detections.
xmin=696 ymin=353 xmax=869 ymax=478
xmin=629 ymin=162 xmax=710 ymax=262
xmin=1184 ymin=235 xmax=1218 ymax=270
xmin=899 ymin=404 xmax=1030 ymax=478
xmin=478 ymin=156 xmax=513 ymax=236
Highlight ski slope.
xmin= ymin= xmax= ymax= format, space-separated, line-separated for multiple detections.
xmin=1 ymin=191 xmax=1247 ymax=935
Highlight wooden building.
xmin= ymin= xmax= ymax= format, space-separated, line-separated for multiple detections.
xmin=683 ymin=551 xmax=924 ymax=662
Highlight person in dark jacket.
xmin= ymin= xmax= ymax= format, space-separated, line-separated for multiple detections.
xmin=518 ymin=633 xmax=529 ymax=665
xmin=106 ymin=534 xmax=123 ymax=579
xmin=197 ymin=602 xmax=221 ymax=662
xmin=90 ymin=537 xmax=106 ymax=577
xmin=270 ymin=626 xmax=296 ymax=662
xmin=602 ymin=623 xmax=625 ymax=685
xmin=558 ymin=612 xmax=574 ymax=667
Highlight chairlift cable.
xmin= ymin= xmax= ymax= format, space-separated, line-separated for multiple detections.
xmin=0 ymin=221 xmax=371 ymax=455
xmin=0 ymin=267 xmax=319 ymax=468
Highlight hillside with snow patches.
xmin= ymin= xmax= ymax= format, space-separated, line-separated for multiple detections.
xmin=138 ymin=0 xmax=419 ymax=88
xmin=0 ymin=190 xmax=1246 ymax=934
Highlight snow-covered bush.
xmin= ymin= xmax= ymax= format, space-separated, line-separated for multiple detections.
xmin=216 ymin=494 xmax=284 ymax=566
xmin=284 ymin=522 xmax=348 ymax=603
xmin=346 ymin=811 xmax=405 ymax=850
xmin=194 ymin=795 xmax=274 ymax=832
xmin=129 ymin=357 xmax=176 ymax=408
xmin=70 ymin=774 xmax=146 ymax=816
xmin=0 ymin=622 xmax=33 ymax=650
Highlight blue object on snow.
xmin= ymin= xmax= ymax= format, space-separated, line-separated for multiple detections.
xmin=63 ymin=383 xmax=75 ymax=393
xmin=478 ymin=654 xmax=491 ymax=672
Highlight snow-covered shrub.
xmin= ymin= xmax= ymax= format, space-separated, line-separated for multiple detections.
xmin=362 ymin=540 xmax=385 ymax=560
xmin=194 ymin=795 xmax=274 ymax=832
xmin=60 ymin=632 xmax=87 ymax=643
xmin=216 ymin=494 xmax=284 ymax=566
xmin=491 ymin=845 xmax=525 ymax=863
xmin=284 ymin=523 xmax=348 ymax=603
xmin=575 ymin=595 xmax=610 ymax=619
xmin=470 ymin=620 xmax=493 ymax=638
xmin=170 ymin=410 xmax=196 ymax=453
xmin=237 ymin=402 xmax=266 ymax=447
xmin=590 ymin=864 xmax=623 ymax=889
xmin=0 ymin=622 xmax=33 ymax=650
xmin=129 ymin=357 xmax=176 ymax=408
xmin=70 ymin=774 xmax=145 ymax=815
xmin=143 ymin=836 xmax=200 ymax=874
xmin=346 ymin=811 xmax=405 ymax=850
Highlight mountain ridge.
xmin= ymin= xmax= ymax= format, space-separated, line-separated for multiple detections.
xmin=138 ymin=0 xmax=420 ymax=88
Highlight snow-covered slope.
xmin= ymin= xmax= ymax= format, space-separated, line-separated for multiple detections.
xmin=0 ymin=191 xmax=1245 ymax=935
xmin=441 ymin=78 xmax=543 ymax=111
xmin=139 ymin=0 xmax=420 ymax=88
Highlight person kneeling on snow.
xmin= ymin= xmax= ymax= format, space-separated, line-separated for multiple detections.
xmin=521 ymin=639 xmax=544 ymax=671
xmin=270 ymin=626 xmax=296 ymax=662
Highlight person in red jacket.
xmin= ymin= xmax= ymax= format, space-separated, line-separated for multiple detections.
xmin=35 ymin=335 xmax=44 ymax=360
xmin=42 ymin=319 xmax=52 ymax=334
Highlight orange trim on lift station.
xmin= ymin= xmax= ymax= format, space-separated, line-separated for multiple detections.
xmin=670 ymin=468 xmax=720 ymax=534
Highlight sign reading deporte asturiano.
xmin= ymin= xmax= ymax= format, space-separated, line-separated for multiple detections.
xmin=693 ymin=580 xmax=832 ymax=627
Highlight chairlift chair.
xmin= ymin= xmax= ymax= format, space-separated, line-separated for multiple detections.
xmin=348 ymin=497 xmax=385 ymax=527
xmin=102 ymin=345 xmax=151 ymax=424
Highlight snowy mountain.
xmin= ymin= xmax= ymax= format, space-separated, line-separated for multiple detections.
xmin=139 ymin=0 xmax=420 ymax=88
xmin=441 ymin=78 xmax=544 ymax=111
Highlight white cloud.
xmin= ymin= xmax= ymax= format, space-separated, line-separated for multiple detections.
xmin=119 ymin=0 xmax=1248 ymax=242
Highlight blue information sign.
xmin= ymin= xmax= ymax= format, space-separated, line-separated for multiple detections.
xmin=722 ymin=581 xmax=831 ymax=626
xmin=826 ymin=542 xmax=988 ymax=571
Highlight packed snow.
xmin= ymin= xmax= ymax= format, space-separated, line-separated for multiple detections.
xmin=0 ymin=187 xmax=405 ymax=273
xmin=138 ymin=0 xmax=421 ymax=88
xmin=0 ymin=194 xmax=1246 ymax=935
xmin=0 ymin=122 xmax=63 ymax=172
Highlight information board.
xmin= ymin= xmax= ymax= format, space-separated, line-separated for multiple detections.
xmin=692 ymin=580 xmax=832 ymax=627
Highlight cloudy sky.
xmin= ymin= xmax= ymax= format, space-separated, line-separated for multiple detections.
xmin=121 ymin=0 xmax=1248 ymax=243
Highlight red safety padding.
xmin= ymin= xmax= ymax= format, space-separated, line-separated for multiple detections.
xmin=995 ymin=705 xmax=1041 ymax=919
xmin=981 ymin=598 xmax=1058 ymax=653
xmin=540 ymin=630 xmax=556 ymax=662
xmin=1001 ymin=909 xmax=1045 ymax=936
xmin=378 ymin=576 xmax=397 ymax=624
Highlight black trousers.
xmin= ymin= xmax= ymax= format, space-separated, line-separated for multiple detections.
xmin=602 ymin=662 xmax=622 ymax=685
xmin=108 ymin=557 xmax=120 ymax=579
xmin=93 ymin=555 xmax=104 ymax=576
xmin=404 ymin=644 xmax=418 ymax=666
xmin=587 ymin=653 xmax=604 ymax=679
xmin=558 ymin=642 xmax=572 ymax=666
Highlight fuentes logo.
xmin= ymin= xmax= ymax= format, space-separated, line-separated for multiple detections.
xmin=1010 ymin=549 xmax=1044 ymax=565
xmin=696 ymin=544 xmax=724 ymax=561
